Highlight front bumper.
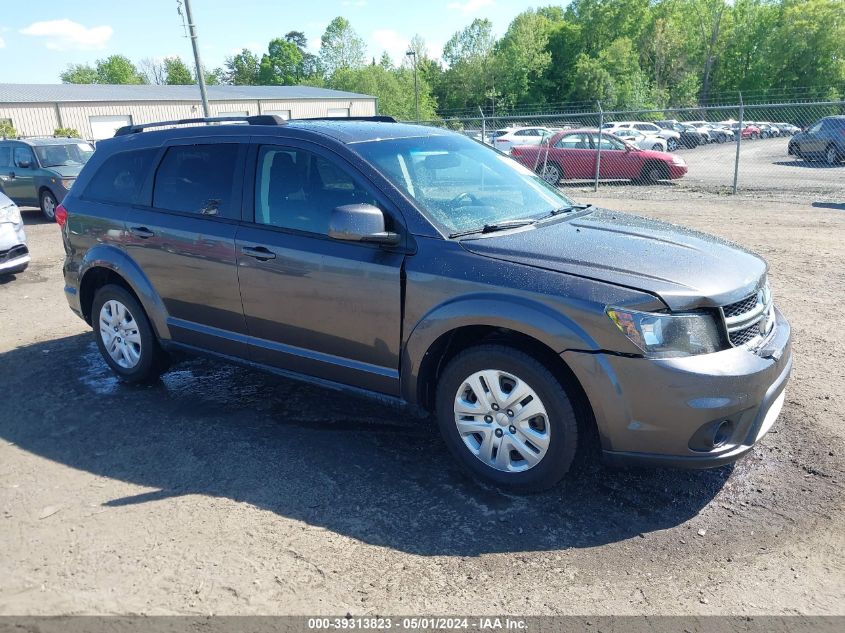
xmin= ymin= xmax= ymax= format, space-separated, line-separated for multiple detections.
xmin=668 ymin=164 xmax=688 ymax=179
xmin=563 ymin=306 xmax=792 ymax=469
xmin=0 ymin=222 xmax=30 ymax=274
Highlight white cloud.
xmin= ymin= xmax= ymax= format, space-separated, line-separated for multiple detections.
xmin=446 ymin=0 xmax=494 ymax=14
xmin=371 ymin=29 xmax=410 ymax=64
xmin=20 ymin=19 xmax=113 ymax=51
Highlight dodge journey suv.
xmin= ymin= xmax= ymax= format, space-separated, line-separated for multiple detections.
xmin=59 ymin=115 xmax=792 ymax=491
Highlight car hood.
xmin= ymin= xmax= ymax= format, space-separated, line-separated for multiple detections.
xmin=42 ymin=164 xmax=83 ymax=178
xmin=459 ymin=208 xmax=766 ymax=311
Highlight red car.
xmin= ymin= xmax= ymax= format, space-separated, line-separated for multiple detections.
xmin=510 ymin=129 xmax=688 ymax=184
xmin=736 ymin=124 xmax=761 ymax=140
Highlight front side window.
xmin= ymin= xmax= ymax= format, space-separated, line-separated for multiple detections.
xmin=153 ymin=144 xmax=240 ymax=217
xmin=13 ymin=146 xmax=35 ymax=168
xmin=83 ymin=149 xmax=158 ymax=205
xmin=592 ymin=134 xmax=625 ymax=150
xmin=35 ymin=143 xmax=94 ymax=168
xmin=351 ymin=133 xmax=575 ymax=235
xmin=255 ymin=146 xmax=379 ymax=234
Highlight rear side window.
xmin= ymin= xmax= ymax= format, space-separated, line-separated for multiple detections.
xmin=152 ymin=144 xmax=240 ymax=217
xmin=83 ymin=148 xmax=158 ymax=205
xmin=0 ymin=146 xmax=10 ymax=168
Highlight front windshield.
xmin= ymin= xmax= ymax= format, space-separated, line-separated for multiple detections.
xmin=35 ymin=142 xmax=94 ymax=168
xmin=351 ymin=133 xmax=575 ymax=235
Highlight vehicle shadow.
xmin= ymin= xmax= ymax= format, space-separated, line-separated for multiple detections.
xmin=0 ymin=333 xmax=732 ymax=556
xmin=772 ymin=160 xmax=845 ymax=169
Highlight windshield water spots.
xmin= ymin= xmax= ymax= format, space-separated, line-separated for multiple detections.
xmin=352 ymin=134 xmax=575 ymax=235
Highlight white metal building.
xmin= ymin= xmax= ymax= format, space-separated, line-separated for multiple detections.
xmin=0 ymin=84 xmax=378 ymax=140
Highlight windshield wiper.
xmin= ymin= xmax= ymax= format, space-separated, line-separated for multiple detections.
xmin=448 ymin=218 xmax=535 ymax=239
xmin=448 ymin=204 xmax=593 ymax=239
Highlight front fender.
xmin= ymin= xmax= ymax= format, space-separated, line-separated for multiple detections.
xmin=400 ymin=293 xmax=598 ymax=405
xmin=78 ymin=244 xmax=171 ymax=340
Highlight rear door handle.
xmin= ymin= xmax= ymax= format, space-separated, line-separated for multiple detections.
xmin=241 ymin=245 xmax=276 ymax=261
xmin=129 ymin=226 xmax=155 ymax=239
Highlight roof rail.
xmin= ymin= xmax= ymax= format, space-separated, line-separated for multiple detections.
xmin=114 ymin=114 xmax=286 ymax=136
xmin=294 ymin=116 xmax=397 ymax=123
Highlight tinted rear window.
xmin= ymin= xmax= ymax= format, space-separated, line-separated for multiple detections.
xmin=152 ymin=144 xmax=240 ymax=217
xmin=83 ymin=149 xmax=158 ymax=205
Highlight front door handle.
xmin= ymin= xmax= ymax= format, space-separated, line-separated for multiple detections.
xmin=129 ymin=226 xmax=155 ymax=239
xmin=8 ymin=171 xmax=15 ymax=180
xmin=241 ymin=246 xmax=276 ymax=261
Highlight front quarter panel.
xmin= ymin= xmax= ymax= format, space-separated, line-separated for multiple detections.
xmin=400 ymin=236 xmax=665 ymax=404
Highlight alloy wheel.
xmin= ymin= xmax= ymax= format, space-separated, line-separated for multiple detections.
xmin=99 ymin=299 xmax=142 ymax=369
xmin=540 ymin=164 xmax=561 ymax=184
xmin=41 ymin=193 xmax=56 ymax=220
xmin=826 ymin=146 xmax=838 ymax=165
xmin=453 ymin=369 xmax=551 ymax=473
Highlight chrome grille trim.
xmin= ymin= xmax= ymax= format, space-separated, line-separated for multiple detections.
xmin=721 ymin=282 xmax=774 ymax=347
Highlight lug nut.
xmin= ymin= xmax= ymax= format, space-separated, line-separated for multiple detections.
xmin=484 ymin=415 xmax=493 ymax=423
xmin=509 ymin=425 xmax=516 ymax=434
xmin=495 ymin=428 xmax=503 ymax=437
xmin=507 ymin=409 xmax=514 ymax=417
xmin=491 ymin=403 xmax=500 ymax=411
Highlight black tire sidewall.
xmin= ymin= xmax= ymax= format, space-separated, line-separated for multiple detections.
xmin=40 ymin=190 xmax=57 ymax=221
xmin=92 ymin=284 xmax=159 ymax=383
xmin=435 ymin=345 xmax=578 ymax=492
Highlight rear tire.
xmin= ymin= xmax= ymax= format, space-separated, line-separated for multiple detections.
xmin=651 ymin=143 xmax=663 ymax=151
xmin=666 ymin=138 xmax=679 ymax=151
xmin=435 ymin=345 xmax=579 ymax=492
xmin=825 ymin=144 xmax=839 ymax=166
xmin=39 ymin=189 xmax=57 ymax=221
xmin=92 ymin=284 xmax=168 ymax=384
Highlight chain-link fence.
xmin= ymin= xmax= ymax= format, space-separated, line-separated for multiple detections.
xmin=412 ymin=100 xmax=845 ymax=200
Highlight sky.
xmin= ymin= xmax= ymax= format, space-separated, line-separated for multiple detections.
xmin=0 ymin=0 xmax=547 ymax=83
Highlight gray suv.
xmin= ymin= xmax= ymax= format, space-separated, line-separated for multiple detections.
xmin=58 ymin=116 xmax=792 ymax=491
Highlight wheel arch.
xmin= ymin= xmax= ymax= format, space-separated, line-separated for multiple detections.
xmin=78 ymin=245 xmax=170 ymax=340
xmin=401 ymin=295 xmax=597 ymax=414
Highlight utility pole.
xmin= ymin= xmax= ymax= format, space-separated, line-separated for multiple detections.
xmin=182 ymin=0 xmax=210 ymax=117
xmin=406 ymin=49 xmax=419 ymax=122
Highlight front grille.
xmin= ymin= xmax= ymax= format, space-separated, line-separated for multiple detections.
xmin=723 ymin=294 xmax=758 ymax=318
xmin=721 ymin=281 xmax=774 ymax=348
xmin=729 ymin=323 xmax=762 ymax=346
xmin=0 ymin=244 xmax=28 ymax=264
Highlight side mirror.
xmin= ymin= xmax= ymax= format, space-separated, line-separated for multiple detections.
xmin=17 ymin=160 xmax=32 ymax=169
xmin=328 ymin=204 xmax=400 ymax=246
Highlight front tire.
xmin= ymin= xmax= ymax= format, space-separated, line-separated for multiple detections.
xmin=825 ymin=144 xmax=839 ymax=166
xmin=436 ymin=345 xmax=579 ymax=492
xmin=39 ymin=189 xmax=57 ymax=221
xmin=666 ymin=138 xmax=679 ymax=152
xmin=92 ymin=284 xmax=168 ymax=383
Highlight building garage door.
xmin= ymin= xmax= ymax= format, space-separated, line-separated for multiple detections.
xmin=89 ymin=115 xmax=133 ymax=140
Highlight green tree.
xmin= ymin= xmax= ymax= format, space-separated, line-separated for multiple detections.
xmin=61 ymin=64 xmax=98 ymax=84
xmin=568 ymin=53 xmax=615 ymax=104
xmin=285 ymin=30 xmax=321 ymax=78
xmin=496 ymin=9 xmax=554 ymax=106
xmin=258 ymin=38 xmax=304 ymax=85
xmin=163 ymin=57 xmax=194 ymax=85
xmin=441 ymin=18 xmax=498 ymax=112
xmin=0 ymin=120 xmax=17 ymax=138
xmin=95 ymin=55 xmax=146 ymax=84
xmin=330 ymin=64 xmax=437 ymax=121
xmin=222 ymin=49 xmax=260 ymax=85
xmin=54 ymin=127 xmax=81 ymax=138
xmin=320 ymin=17 xmax=366 ymax=76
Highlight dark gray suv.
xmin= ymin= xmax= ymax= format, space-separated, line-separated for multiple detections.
xmin=59 ymin=115 xmax=792 ymax=491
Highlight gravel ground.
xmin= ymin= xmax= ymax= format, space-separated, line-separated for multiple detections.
xmin=0 ymin=194 xmax=843 ymax=616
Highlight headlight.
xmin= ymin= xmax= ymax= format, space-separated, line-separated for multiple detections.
xmin=606 ymin=308 xmax=723 ymax=358
xmin=0 ymin=203 xmax=22 ymax=226
xmin=61 ymin=178 xmax=75 ymax=190
xmin=671 ymin=156 xmax=686 ymax=165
